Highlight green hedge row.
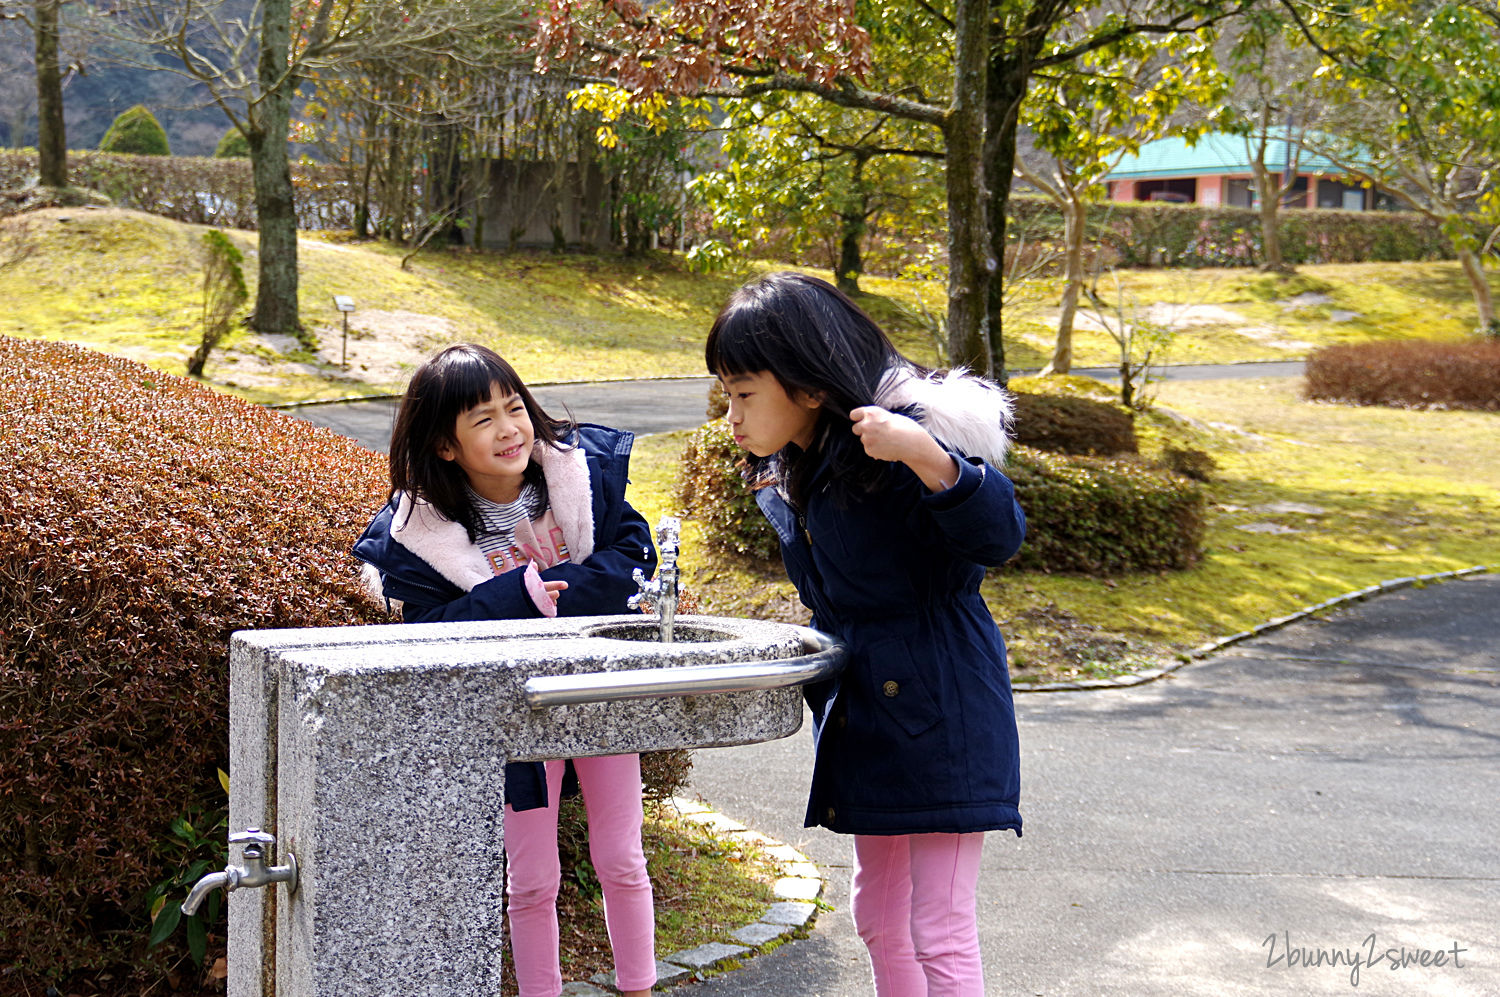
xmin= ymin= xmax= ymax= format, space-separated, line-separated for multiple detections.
xmin=1009 ymin=194 xmax=1455 ymax=268
xmin=1005 ymin=445 xmax=1206 ymax=573
xmin=677 ymin=423 xmax=1205 ymax=574
xmin=0 ymin=148 xmax=353 ymax=230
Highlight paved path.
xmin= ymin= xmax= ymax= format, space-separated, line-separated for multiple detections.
xmin=286 ymin=362 xmax=1305 ymax=453
xmin=681 ymin=572 xmax=1499 ymax=996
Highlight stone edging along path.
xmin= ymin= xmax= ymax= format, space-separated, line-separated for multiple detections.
xmin=565 ymin=797 xmax=825 ymax=995
xmin=1010 ymin=563 xmax=1496 ymax=694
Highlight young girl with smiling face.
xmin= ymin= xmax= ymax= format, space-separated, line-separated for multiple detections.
xmin=708 ymin=272 xmax=1027 ymax=997
xmin=354 ymin=343 xmax=659 ymax=997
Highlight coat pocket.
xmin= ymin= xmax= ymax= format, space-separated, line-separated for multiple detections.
xmin=863 ymin=637 xmax=944 ymax=738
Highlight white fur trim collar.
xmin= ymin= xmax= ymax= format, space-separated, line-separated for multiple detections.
xmin=875 ymin=366 xmax=1014 ymax=467
xmin=390 ymin=440 xmax=595 ymax=592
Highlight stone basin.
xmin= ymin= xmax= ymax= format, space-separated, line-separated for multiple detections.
xmin=226 ymin=614 xmax=842 ymax=997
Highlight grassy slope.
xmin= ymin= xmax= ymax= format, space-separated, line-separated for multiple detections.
xmin=6 ymin=207 xmax=1498 ymax=404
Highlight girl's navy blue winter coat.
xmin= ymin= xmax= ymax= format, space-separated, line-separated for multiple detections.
xmin=352 ymin=424 xmax=656 ymax=811
xmin=757 ymin=370 xmax=1027 ymax=837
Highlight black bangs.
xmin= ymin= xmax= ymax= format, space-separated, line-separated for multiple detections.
xmin=387 ymin=343 xmax=575 ymax=542
xmin=425 ymin=346 xmax=526 ymax=435
xmin=704 ymin=271 xmax=931 ymax=510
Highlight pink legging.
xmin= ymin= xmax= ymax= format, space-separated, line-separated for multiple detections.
xmin=503 ymin=754 xmax=656 ymax=997
xmin=851 ymin=832 xmax=986 ymax=997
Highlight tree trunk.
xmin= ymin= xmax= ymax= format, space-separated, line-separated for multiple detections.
xmin=1456 ymin=246 xmax=1497 ymax=334
xmin=246 ymin=0 xmax=300 ymax=335
xmin=943 ymin=0 xmax=991 ymax=374
xmin=1041 ymin=193 xmax=1086 ymax=376
xmin=984 ymin=46 xmax=1039 ymax=385
xmin=835 ymin=209 xmax=864 ymax=294
xmin=34 ymin=0 xmax=67 ymax=189
xmin=1252 ymin=160 xmax=1289 ymax=273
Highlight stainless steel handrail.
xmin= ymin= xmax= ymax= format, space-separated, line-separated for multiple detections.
xmin=523 ymin=626 xmax=846 ymax=708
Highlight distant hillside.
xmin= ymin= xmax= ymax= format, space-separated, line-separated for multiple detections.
xmin=0 ymin=10 xmax=236 ymax=156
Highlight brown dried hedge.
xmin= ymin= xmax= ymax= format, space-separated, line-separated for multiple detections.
xmin=0 ymin=337 xmax=389 ymax=990
xmin=1303 ymin=340 xmax=1500 ymax=410
xmin=1009 ymin=392 xmax=1138 ymax=456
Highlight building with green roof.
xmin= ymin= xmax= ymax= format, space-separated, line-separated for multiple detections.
xmin=1103 ymin=130 xmax=1383 ymax=211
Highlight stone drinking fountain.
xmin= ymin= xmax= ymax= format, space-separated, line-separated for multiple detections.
xmin=187 ymin=518 xmax=844 ymax=997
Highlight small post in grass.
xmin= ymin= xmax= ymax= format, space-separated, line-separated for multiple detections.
xmin=332 ymin=295 xmax=355 ymax=367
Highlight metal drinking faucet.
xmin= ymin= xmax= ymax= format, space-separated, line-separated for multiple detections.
xmin=182 ymin=828 xmax=298 ymax=916
xmin=627 ymin=515 xmax=681 ymax=643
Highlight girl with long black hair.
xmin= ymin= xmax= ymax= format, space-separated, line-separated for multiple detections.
xmin=707 ymin=272 xmax=1027 ymax=997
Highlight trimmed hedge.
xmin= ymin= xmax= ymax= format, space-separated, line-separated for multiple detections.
xmin=1303 ymin=340 xmax=1500 ymax=411
xmin=1010 ymin=392 xmax=1137 ymax=456
xmin=99 ymin=105 xmax=171 ymax=157
xmin=1005 ymin=446 xmax=1206 ymax=573
xmin=0 ymin=337 xmax=392 ymax=989
xmin=678 ymin=423 xmax=1204 ymax=575
xmin=0 ymin=149 xmax=354 ymax=230
xmin=1009 ymin=194 xmax=1455 ymax=268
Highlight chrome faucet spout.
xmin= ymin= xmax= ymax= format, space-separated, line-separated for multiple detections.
xmin=627 ymin=516 xmax=682 ymax=643
xmin=183 ymin=869 xmax=235 ymax=917
xmin=181 ymin=827 xmax=297 ymax=917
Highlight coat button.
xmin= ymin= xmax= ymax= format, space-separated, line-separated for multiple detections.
xmin=883 ymin=680 xmax=900 ymax=697
xmin=837 ymin=714 xmax=847 ymax=729
xmin=826 ymin=807 xmax=836 ymax=823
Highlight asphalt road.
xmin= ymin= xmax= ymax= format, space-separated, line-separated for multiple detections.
xmin=681 ymin=573 xmax=1500 ymax=996
xmin=286 ymin=363 xmax=1305 ymax=453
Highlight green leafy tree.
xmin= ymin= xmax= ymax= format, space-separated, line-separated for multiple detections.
xmin=1019 ymin=21 xmax=1229 ymax=374
xmin=538 ymin=0 xmax=1258 ymax=378
xmin=690 ymin=93 xmax=945 ymax=293
xmin=1304 ymin=0 xmax=1500 ymax=334
xmin=1211 ymin=6 xmax=1330 ymax=272
xmin=99 ymin=103 xmax=170 ymax=155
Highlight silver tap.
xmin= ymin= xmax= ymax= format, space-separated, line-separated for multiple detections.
xmin=627 ymin=515 xmax=681 ymax=643
xmin=182 ymin=828 xmax=298 ymax=916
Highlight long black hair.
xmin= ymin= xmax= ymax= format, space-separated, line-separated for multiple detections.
xmin=705 ymin=271 xmax=929 ymax=509
xmin=388 ymin=343 xmax=575 ymax=541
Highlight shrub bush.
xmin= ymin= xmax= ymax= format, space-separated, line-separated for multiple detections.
xmin=677 ymin=421 xmax=780 ymax=562
xmin=1303 ymin=340 xmax=1500 ymax=411
xmin=0 ymin=337 xmax=392 ymax=990
xmin=679 ymin=423 xmax=1203 ymax=575
xmin=1005 ymin=445 xmax=1206 ymax=573
xmin=99 ymin=105 xmax=171 ymax=157
xmin=214 ymin=127 xmax=250 ymax=159
xmin=1010 ymin=392 xmax=1137 ymax=456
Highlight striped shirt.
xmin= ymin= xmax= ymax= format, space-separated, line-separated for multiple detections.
xmin=469 ymin=482 xmax=571 ymax=574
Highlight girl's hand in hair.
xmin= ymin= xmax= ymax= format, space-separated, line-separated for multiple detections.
xmin=850 ymin=406 xmax=961 ymax=494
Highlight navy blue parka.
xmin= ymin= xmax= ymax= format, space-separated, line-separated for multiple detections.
xmin=757 ymin=370 xmax=1027 ymax=836
xmin=352 ymin=424 xmax=656 ymax=811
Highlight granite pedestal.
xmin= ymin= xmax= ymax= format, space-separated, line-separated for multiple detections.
xmin=225 ymin=615 xmax=832 ymax=997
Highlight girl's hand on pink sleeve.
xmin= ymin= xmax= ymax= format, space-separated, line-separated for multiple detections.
xmin=522 ymin=561 xmax=568 ymax=617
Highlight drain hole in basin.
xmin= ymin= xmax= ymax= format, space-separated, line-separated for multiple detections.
xmin=585 ymin=621 xmax=741 ymax=643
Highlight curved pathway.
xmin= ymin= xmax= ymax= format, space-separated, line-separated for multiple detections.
xmin=285 ymin=362 xmax=1305 ymax=453
xmin=682 ymin=572 xmax=1499 ymax=996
